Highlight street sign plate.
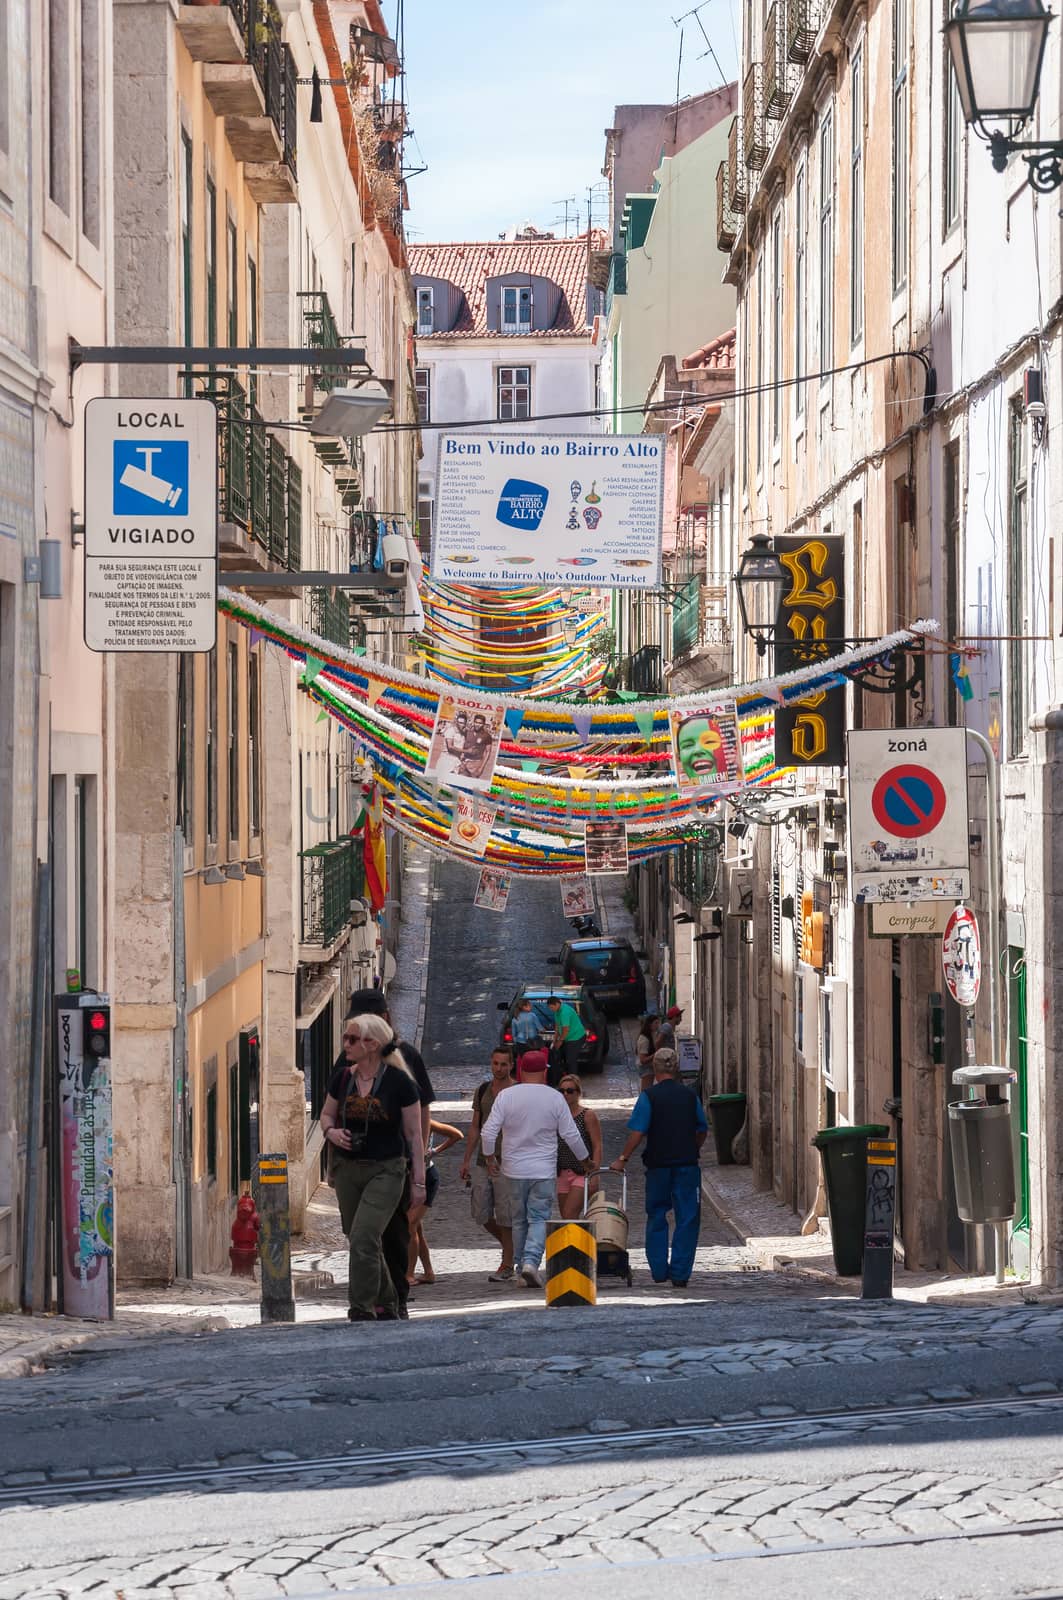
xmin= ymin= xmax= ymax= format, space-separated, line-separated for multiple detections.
xmin=868 ymin=901 xmax=957 ymax=938
xmin=942 ymin=904 xmax=981 ymax=1007
xmin=847 ymin=729 xmax=971 ymax=903
xmin=83 ymin=398 xmax=218 ymax=652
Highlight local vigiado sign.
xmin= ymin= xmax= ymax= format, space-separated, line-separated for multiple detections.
xmin=84 ymin=398 xmax=218 ymax=652
xmin=431 ymin=431 xmax=665 ymax=588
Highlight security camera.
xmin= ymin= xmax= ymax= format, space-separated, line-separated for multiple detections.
xmin=381 ymin=533 xmax=408 ymax=578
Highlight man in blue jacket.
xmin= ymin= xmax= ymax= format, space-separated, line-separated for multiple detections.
xmin=611 ymin=1047 xmax=708 ymax=1287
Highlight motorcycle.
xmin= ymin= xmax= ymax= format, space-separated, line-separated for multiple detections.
xmin=568 ymin=913 xmax=602 ymax=937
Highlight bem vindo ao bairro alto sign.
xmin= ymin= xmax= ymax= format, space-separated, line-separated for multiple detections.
xmin=83 ymin=398 xmax=219 ymax=653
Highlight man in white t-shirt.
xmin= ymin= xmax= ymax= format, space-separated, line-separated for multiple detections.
xmin=480 ymin=1050 xmax=589 ymax=1287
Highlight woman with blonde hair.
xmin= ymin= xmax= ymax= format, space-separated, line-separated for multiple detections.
xmin=320 ymin=1013 xmax=425 ymax=1321
xmin=556 ymin=1074 xmax=602 ymax=1219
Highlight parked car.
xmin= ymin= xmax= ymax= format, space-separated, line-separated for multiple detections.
xmin=549 ymin=937 xmax=647 ymax=1016
xmin=496 ymin=982 xmax=609 ymax=1074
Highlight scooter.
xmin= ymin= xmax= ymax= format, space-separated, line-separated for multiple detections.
xmin=568 ymin=913 xmax=602 ymax=937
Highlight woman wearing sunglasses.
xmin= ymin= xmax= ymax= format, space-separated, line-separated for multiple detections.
xmin=555 ymin=1075 xmax=603 ymax=1218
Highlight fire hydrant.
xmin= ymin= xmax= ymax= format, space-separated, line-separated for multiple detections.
xmin=229 ymin=1193 xmax=260 ymax=1278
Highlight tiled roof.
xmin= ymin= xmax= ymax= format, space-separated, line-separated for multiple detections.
xmin=682 ymin=328 xmax=737 ymax=370
xmin=408 ymin=236 xmax=601 ymax=339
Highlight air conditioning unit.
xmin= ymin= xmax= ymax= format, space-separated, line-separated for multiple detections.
xmin=728 ymin=867 xmax=754 ymax=918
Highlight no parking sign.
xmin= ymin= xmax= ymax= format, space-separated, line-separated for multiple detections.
xmin=847 ymin=729 xmax=971 ymax=903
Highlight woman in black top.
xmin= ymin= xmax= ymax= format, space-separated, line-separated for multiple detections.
xmin=320 ymin=1014 xmax=425 ymax=1321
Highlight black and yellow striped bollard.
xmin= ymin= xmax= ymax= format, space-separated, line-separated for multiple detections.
xmin=544 ymin=1215 xmax=596 ymax=1306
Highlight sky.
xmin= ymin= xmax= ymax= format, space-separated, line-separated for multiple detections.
xmin=396 ymin=0 xmax=741 ymax=244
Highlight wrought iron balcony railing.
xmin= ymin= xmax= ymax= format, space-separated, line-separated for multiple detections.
xmin=300 ymin=839 xmax=363 ymax=948
xmin=624 ymin=644 xmax=663 ymax=697
xmin=716 ymin=161 xmax=739 ymax=252
xmin=726 ymin=119 xmax=747 ymax=214
xmin=183 ymin=372 xmax=302 ymax=569
xmin=743 ymin=62 xmax=768 ymax=170
xmin=672 ymin=832 xmax=722 ymax=907
xmin=787 ymin=0 xmax=822 ymax=63
xmin=670 ymin=573 xmax=733 ymax=661
xmin=764 ymin=2 xmax=795 ymax=118
xmin=308 ymin=586 xmax=352 ymax=649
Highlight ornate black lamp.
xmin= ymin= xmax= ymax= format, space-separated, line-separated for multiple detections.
xmin=945 ymin=0 xmax=1062 ymax=190
xmin=733 ymin=532 xmax=787 ymax=657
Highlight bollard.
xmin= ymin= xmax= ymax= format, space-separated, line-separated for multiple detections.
xmin=860 ymin=1138 xmax=897 ymax=1300
xmin=544 ymin=1216 xmax=596 ymax=1306
xmin=255 ymin=1153 xmax=295 ymax=1323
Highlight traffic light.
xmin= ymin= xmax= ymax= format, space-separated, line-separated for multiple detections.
xmin=84 ymin=1005 xmax=111 ymax=1060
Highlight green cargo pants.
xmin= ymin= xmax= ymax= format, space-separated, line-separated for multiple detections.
xmin=333 ymin=1155 xmax=407 ymax=1317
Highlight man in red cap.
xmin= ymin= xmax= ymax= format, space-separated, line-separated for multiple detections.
xmin=480 ymin=1051 xmax=588 ymax=1287
xmin=656 ymin=1005 xmax=684 ymax=1051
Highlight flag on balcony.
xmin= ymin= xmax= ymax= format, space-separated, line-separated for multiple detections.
xmin=363 ymin=782 xmax=388 ymax=913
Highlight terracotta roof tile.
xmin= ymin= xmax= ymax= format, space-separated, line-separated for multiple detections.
xmin=408 ymin=236 xmax=603 ymax=339
xmin=681 ymin=328 xmax=736 ymax=370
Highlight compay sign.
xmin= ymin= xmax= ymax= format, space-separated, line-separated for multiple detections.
xmin=84 ymin=398 xmax=218 ymax=653
xmin=432 ymin=431 xmax=665 ymax=589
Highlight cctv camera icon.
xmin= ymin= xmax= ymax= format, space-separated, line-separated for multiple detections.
xmin=118 ymin=446 xmax=182 ymax=508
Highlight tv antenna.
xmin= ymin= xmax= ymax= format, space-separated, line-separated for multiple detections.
xmin=672 ymin=2 xmax=727 ymax=87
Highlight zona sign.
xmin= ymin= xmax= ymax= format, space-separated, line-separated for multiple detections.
xmin=870 ymin=764 xmax=947 ymax=838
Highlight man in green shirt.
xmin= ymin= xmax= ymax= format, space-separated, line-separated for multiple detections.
xmin=547 ymin=995 xmax=587 ymax=1085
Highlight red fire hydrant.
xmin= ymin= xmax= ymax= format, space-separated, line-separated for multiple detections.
xmin=229 ymin=1193 xmax=260 ymax=1278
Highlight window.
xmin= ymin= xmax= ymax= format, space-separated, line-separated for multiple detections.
xmin=755 ymin=258 xmax=764 ymax=475
xmin=1007 ymin=399 xmax=1029 ymax=756
xmin=892 ymin=0 xmax=909 ymax=294
xmin=416 ymin=286 xmax=434 ymax=335
xmin=502 ymin=285 xmax=533 ymax=332
xmin=248 ymin=652 xmax=261 ymax=839
xmin=227 ymin=217 xmax=238 ymax=346
xmin=205 ymin=1077 xmax=218 ymax=1182
xmin=414 ymin=365 xmax=431 ymax=423
xmin=850 ymin=44 xmax=864 ymax=346
xmin=0 ymin=0 xmax=9 ymax=161
xmin=349 ymin=242 xmax=357 ymax=330
xmin=227 ymin=640 xmax=239 ymax=842
xmin=80 ymin=0 xmax=101 ymax=245
xmin=944 ymin=442 xmax=961 ymax=721
xmin=177 ymin=654 xmax=194 ymax=848
xmin=180 ymin=129 xmax=193 ymax=346
xmin=416 ymin=485 xmax=434 ymax=554
xmin=48 ymin=0 xmax=71 ymax=212
xmin=247 ymin=254 xmax=258 ymax=402
xmin=228 ymin=1062 xmax=239 ymax=1197
xmin=794 ymin=162 xmax=807 ymax=418
xmin=944 ymin=48 xmax=963 ymax=234
xmin=771 ymin=213 xmax=782 ymax=444
xmin=206 ymin=648 xmax=218 ymax=845
xmin=497 ymin=366 xmax=530 ymax=421
xmin=205 ymin=174 xmax=217 ymax=349
xmin=819 ymin=107 xmax=835 ymax=374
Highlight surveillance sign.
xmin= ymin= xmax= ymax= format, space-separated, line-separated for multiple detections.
xmin=84 ymin=399 xmax=218 ymax=652
xmin=432 ymin=432 xmax=664 ymax=589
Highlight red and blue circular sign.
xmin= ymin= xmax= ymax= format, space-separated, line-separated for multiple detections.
xmin=870 ymin=765 xmax=948 ymax=837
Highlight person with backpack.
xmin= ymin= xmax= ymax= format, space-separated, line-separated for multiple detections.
xmin=610 ymin=1046 xmax=708 ymax=1288
xmin=459 ymin=1046 xmax=517 ymax=1281
xmin=320 ymin=1013 xmax=425 ymax=1321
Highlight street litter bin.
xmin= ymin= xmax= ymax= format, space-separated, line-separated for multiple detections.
xmin=708 ymin=1093 xmax=747 ymax=1165
xmin=948 ymin=1065 xmax=1016 ymax=1224
xmin=811 ymin=1123 xmax=890 ymax=1276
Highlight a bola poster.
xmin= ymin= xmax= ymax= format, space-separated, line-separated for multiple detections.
xmin=668 ymin=700 xmax=742 ymax=793
xmin=773 ymin=535 xmax=846 ymax=769
xmin=559 ymin=876 xmax=595 ymax=917
xmin=424 ymin=692 xmax=506 ymax=793
xmin=474 ymin=866 xmax=512 ymax=912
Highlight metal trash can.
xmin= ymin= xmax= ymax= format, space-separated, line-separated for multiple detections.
xmin=708 ymin=1093 xmax=747 ymax=1165
xmin=811 ymin=1124 xmax=890 ymax=1276
xmin=948 ymin=1065 xmax=1016 ymax=1224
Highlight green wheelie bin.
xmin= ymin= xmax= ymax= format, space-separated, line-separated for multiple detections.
xmin=811 ymin=1123 xmax=890 ymax=1276
xmin=708 ymin=1092 xmax=748 ymax=1165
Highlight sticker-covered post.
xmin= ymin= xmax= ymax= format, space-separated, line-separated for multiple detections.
xmin=861 ymin=1138 xmax=897 ymax=1299
xmin=256 ymin=1153 xmax=295 ymax=1323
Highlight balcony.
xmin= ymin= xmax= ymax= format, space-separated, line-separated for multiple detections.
xmin=185 ymin=372 xmax=303 ymax=587
xmin=308 ymin=586 xmax=352 ymax=650
xmin=300 ymin=839 xmax=364 ymax=955
xmin=298 ymin=291 xmax=363 ymax=397
xmin=668 ymin=574 xmax=733 ymax=691
xmin=787 ymin=0 xmax=822 ymax=63
xmin=764 ymin=2 xmax=795 ymax=118
xmin=726 ymin=119 xmax=747 ymax=214
xmin=743 ymin=63 xmax=768 ymax=169
xmin=604 ymin=251 xmax=627 ymax=323
xmin=672 ymin=833 xmax=721 ymax=907
xmin=716 ymin=161 xmax=740 ymax=253
xmin=177 ymin=0 xmax=297 ymax=200
xmin=624 ymin=644 xmax=663 ymax=697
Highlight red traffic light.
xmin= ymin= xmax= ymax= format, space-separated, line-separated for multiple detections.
xmin=88 ymin=1011 xmax=107 ymax=1031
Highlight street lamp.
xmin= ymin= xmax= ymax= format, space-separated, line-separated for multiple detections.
xmin=733 ymin=532 xmax=787 ymax=656
xmin=945 ymin=0 xmax=1062 ymax=190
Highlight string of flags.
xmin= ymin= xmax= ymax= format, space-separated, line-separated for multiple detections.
xmin=221 ymin=586 xmax=937 ymax=879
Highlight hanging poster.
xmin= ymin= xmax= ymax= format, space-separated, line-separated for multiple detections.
xmin=448 ymin=792 xmax=496 ymax=858
xmin=474 ymin=866 xmax=512 ymax=912
xmin=773 ymin=535 xmax=847 ymax=769
xmin=432 ymin=432 xmax=664 ymax=588
xmin=585 ymin=820 xmax=630 ymax=876
xmin=424 ymin=692 xmax=506 ymax=792
xmin=560 ymin=876 xmax=595 ymax=917
xmin=669 ymin=700 xmax=742 ymax=793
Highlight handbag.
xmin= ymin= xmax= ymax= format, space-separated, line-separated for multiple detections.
xmin=325 ymin=1063 xmax=387 ymax=1187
